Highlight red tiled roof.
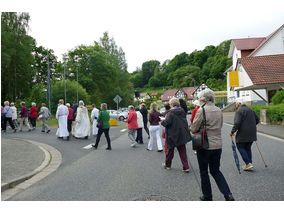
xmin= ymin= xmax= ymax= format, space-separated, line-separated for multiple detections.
xmin=248 ymin=24 xmax=284 ymax=56
xmin=161 ymin=87 xmax=197 ymax=101
xmin=240 ymin=54 xmax=284 ymax=85
xmin=161 ymin=89 xmax=177 ymax=101
xmin=232 ymin=38 xmax=265 ymax=50
xmin=151 ymin=92 xmax=159 ymax=96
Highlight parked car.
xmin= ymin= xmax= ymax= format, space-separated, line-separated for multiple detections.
xmin=159 ymin=107 xmax=166 ymax=114
xmin=107 ymin=110 xmax=128 ymax=121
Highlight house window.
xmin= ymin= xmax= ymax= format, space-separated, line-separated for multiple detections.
xmin=237 ymin=91 xmax=240 ymax=98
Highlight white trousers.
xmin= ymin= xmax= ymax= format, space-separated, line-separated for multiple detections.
xmin=148 ymin=125 xmax=163 ymax=150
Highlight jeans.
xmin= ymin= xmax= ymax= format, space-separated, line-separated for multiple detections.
xmin=94 ymin=128 xmax=111 ymax=148
xmin=135 ymin=128 xmax=143 ymax=143
xmin=165 ymin=144 xmax=189 ymax=170
xmin=148 ymin=125 xmax=163 ymax=150
xmin=197 ymin=149 xmax=232 ymax=200
xmin=236 ymin=142 xmax=253 ymax=165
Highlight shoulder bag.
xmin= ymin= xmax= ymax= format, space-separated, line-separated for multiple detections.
xmin=96 ymin=111 xmax=104 ymax=129
xmin=192 ymin=106 xmax=209 ymax=150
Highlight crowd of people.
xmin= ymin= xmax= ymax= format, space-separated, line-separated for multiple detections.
xmin=2 ymin=88 xmax=261 ymax=201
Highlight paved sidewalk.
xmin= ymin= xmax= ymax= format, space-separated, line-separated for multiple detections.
xmin=223 ymin=112 xmax=284 ymax=139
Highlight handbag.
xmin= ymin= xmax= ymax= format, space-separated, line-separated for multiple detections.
xmin=192 ymin=106 xmax=209 ymax=150
xmin=96 ymin=111 xmax=104 ymax=129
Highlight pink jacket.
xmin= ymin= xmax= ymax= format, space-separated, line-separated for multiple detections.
xmin=126 ymin=110 xmax=138 ymax=129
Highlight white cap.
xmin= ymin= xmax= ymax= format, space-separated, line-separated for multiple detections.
xmin=193 ymin=100 xmax=200 ymax=106
xmin=236 ymin=98 xmax=244 ymax=104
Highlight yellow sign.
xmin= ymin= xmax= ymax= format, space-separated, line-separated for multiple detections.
xmin=229 ymin=71 xmax=239 ymax=87
xmin=214 ymin=91 xmax=227 ymax=98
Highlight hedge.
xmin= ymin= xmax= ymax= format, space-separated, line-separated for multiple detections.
xmin=250 ymin=104 xmax=284 ymax=122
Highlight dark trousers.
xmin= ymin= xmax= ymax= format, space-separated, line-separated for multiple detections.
xmin=165 ymin=144 xmax=189 ymax=170
xmin=67 ymin=119 xmax=73 ymax=132
xmin=3 ymin=117 xmax=15 ymax=130
xmin=94 ymin=128 xmax=111 ymax=148
xmin=30 ymin=118 xmax=37 ymax=128
xmin=143 ymin=121 xmax=149 ymax=136
xmin=237 ymin=142 xmax=253 ymax=165
xmin=1 ymin=115 xmax=4 ymax=130
xmin=135 ymin=128 xmax=143 ymax=143
xmin=197 ymin=149 xmax=232 ymax=199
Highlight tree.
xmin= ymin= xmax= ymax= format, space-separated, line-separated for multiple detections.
xmin=141 ymin=60 xmax=160 ymax=86
xmin=1 ymin=12 xmax=35 ymax=101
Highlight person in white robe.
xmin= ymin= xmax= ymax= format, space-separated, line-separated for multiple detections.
xmin=56 ymin=99 xmax=69 ymax=140
xmin=72 ymin=100 xmax=91 ymax=139
xmin=91 ymin=104 xmax=99 ymax=136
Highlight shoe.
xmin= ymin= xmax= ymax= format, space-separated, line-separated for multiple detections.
xmin=92 ymin=144 xmax=97 ymax=149
xmin=67 ymin=136 xmax=70 ymax=141
xmin=162 ymin=163 xmax=171 ymax=170
xmin=28 ymin=129 xmax=31 ymax=132
xmin=145 ymin=148 xmax=151 ymax=151
xmin=41 ymin=130 xmax=45 ymax=133
xmin=182 ymin=168 xmax=190 ymax=173
xmin=199 ymin=196 xmax=212 ymax=201
xmin=46 ymin=130 xmax=50 ymax=133
xmin=57 ymin=137 xmax=63 ymax=139
xmin=13 ymin=129 xmax=17 ymax=133
xmin=242 ymin=163 xmax=253 ymax=171
xmin=131 ymin=143 xmax=137 ymax=147
xmin=84 ymin=136 xmax=88 ymax=139
xmin=225 ymin=195 xmax=235 ymax=201
xmin=157 ymin=149 xmax=163 ymax=152
xmin=106 ymin=147 xmax=112 ymax=150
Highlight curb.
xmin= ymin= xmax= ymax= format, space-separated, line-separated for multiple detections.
xmin=1 ymin=139 xmax=62 ymax=200
xmin=224 ymin=122 xmax=284 ymax=140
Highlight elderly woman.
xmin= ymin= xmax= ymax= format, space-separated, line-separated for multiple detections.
xmin=190 ymin=89 xmax=234 ymax=201
xmin=10 ymin=102 xmax=18 ymax=129
xmin=160 ymin=98 xmax=191 ymax=172
xmin=3 ymin=101 xmax=16 ymax=133
xmin=72 ymin=100 xmax=91 ymax=139
xmin=92 ymin=103 xmax=111 ymax=150
xmin=30 ymin=102 xmax=38 ymax=129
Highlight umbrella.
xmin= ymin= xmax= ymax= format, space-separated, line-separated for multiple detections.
xmin=230 ymin=135 xmax=241 ymax=174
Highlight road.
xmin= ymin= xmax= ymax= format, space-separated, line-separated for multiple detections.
xmin=2 ymin=122 xmax=284 ymax=201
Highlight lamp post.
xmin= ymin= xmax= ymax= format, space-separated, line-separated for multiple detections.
xmin=74 ymin=56 xmax=79 ymax=103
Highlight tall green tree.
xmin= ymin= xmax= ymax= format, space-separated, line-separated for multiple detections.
xmin=1 ymin=12 xmax=35 ymax=101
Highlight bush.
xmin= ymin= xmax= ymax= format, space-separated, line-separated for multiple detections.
xmin=250 ymin=105 xmax=268 ymax=118
xmin=267 ymin=104 xmax=284 ymax=122
xmin=272 ymin=90 xmax=284 ymax=105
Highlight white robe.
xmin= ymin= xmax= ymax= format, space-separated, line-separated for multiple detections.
xmin=56 ymin=104 xmax=69 ymax=137
xmin=91 ymin=107 xmax=99 ymax=135
xmin=72 ymin=106 xmax=91 ymax=138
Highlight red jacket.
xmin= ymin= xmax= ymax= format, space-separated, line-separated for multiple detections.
xmin=30 ymin=106 xmax=38 ymax=118
xmin=190 ymin=106 xmax=200 ymax=123
xmin=126 ymin=110 xmax=138 ymax=129
xmin=68 ymin=107 xmax=74 ymax=120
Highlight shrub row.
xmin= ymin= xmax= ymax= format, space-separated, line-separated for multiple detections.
xmin=250 ymin=104 xmax=284 ymax=122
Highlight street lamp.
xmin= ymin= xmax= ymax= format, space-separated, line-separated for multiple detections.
xmin=74 ymin=56 xmax=79 ymax=103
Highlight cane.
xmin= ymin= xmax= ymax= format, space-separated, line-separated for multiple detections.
xmin=255 ymin=141 xmax=268 ymax=168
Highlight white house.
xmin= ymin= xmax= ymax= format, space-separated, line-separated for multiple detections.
xmin=226 ymin=24 xmax=284 ymax=105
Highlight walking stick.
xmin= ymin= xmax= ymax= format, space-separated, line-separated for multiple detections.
xmin=255 ymin=141 xmax=268 ymax=168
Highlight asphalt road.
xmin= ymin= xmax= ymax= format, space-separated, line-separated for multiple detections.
xmin=2 ymin=122 xmax=284 ymax=201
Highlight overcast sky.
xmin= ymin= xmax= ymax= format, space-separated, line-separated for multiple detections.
xmin=2 ymin=0 xmax=284 ymax=72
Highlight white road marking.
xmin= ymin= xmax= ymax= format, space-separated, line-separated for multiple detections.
xmin=83 ymin=144 xmax=94 ymax=149
xmin=224 ymin=123 xmax=284 ymax=143
xmin=120 ymin=128 xmax=127 ymax=133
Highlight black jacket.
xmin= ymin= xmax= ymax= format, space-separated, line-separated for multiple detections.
xmin=231 ymin=104 xmax=259 ymax=143
xmin=161 ymin=107 xmax=192 ymax=149
xmin=140 ymin=107 xmax=148 ymax=123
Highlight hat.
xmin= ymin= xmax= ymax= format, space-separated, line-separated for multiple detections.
xmin=193 ymin=100 xmax=200 ymax=106
xmin=236 ymin=98 xmax=244 ymax=104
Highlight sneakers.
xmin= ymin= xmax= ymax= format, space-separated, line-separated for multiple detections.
xmin=162 ymin=163 xmax=171 ymax=170
xmin=242 ymin=163 xmax=254 ymax=171
xmin=92 ymin=144 xmax=97 ymax=149
xmin=157 ymin=149 xmax=163 ymax=152
xmin=46 ymin=130 xmax=50 ymax=133
xmin=199 ymin=196 xmax=212 ymax=201
xmin=182 ymin=168 xmax=190 ymax=173
xmin=105 ymin=147 xmax=112 ymax=150
xmin=131 ymin=142 xmax=137 ymax=147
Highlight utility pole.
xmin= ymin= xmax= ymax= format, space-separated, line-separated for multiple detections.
xmin=64 ymin=63 xmax=66 ymax=104
xmin=47 ymin=50 xmax=51 ymax=113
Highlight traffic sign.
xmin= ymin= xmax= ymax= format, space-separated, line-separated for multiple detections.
xmin=113 ymin=95 xmax=122 ymax=104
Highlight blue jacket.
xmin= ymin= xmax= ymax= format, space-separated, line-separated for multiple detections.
xmin=3 ymin=106 xmax=13 ymax=118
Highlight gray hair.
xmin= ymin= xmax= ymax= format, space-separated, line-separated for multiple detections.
xmin=101 ymin=103 xmax=107 ymax=110
xmin=79 ymin=100 xmax=84 ymax=106
xmin=169 ymin=97 xmax=180 ymax=107
xmin=31 ymin=102 xmax=36 ymax=107
xmin=128 ymin=105 xmax=135 ymax=110
xmin=66 ymin=103 xmax=70 ymax=107
xmin=198 ymin=89 xmax=215 ymax=102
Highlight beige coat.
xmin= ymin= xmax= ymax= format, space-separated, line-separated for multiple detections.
xmin=190 ymin=101 xmax=223 ymax=150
